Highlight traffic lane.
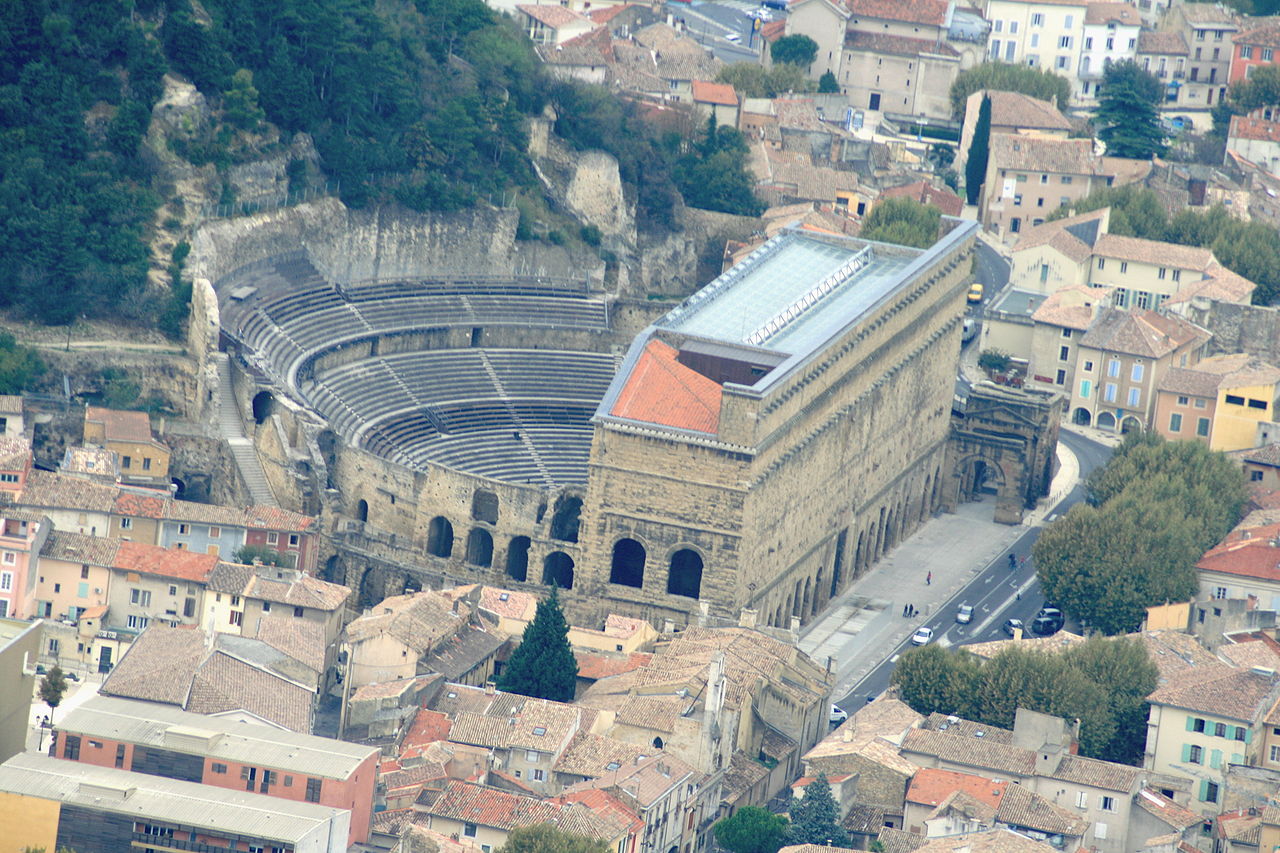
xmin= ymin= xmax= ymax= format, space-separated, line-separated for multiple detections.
xmin=1059 ymin=429 xmax=1113 ymax=480
xmin=972 ymin=240 xmax=1010 ymax=293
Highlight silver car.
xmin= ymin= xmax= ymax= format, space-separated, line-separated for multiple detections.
xmin=956 ymin=604 xmax=973 ymax=624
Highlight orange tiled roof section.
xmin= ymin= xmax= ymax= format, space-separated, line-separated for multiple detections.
xmin=907 ymin=768 xmax=1008 ymax=808
xmin=847 ymin=0 xmax=948 ymax=26
xmin=86 ymin=406 xmax=156 ymax=443
xmin=879 ymin=181 xmax=964 ymax=217
xmin=114 ymin=540 xmax=219 ymax=582
xmin=1230 ymin=115 xmax=1280 ymax=144
xmin=692 ymin=80 xmax=738 ymax=106
xmin=611 ymin=339 xmax=722 ymax=434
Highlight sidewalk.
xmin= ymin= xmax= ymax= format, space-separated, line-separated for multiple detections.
xmin=798 ymin=438 xmax=1080 ymax=700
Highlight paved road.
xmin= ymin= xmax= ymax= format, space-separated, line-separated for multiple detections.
xmin=834 ymin=429 xmax=1111 ymax=710
xmin=674 ymin=0 xmax=775 ymax=62
xmin=972 ymin=238 xmax=1011 ymax=309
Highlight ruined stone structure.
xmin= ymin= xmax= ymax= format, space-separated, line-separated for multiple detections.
xmin=945 ymin=381 xmax=1061 ymax=525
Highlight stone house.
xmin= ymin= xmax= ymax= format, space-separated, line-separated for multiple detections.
xmin=957 ymin=91 xmax=1072 ymax=186
xmin=903 ymin=767 xmax=1088 ymax=848
xmin=342 ymin=590 xmax=470 ymax=687
xmin=102 ymin=540 xmax=217 ymax=636
xmin=516 ymin=4 xmax=595 ymax=46
xmin=611 ymin=24 xmax=723 ymax=104
xmin=83 ymin=406 xmax=170 ymax=488
xmin=1227 ymin=116 xmax=1280 ymax=176
xmin=1160 ymin=3 xmax=1242 ymax=126
xmin=1136 ymin=30 xmax=1192 ymax=115
xmin=691 ymin=80 xmax=739 ymax=128
xmin=1195 ymin=517 xmax=1280 ymax=610
xmin=16 ymin=469 xmax=118 ymax=538
xmin=537 ymin=27 xmax=613 ymax=84
xmin=984 ymin=0 xmax=1087 ymax=75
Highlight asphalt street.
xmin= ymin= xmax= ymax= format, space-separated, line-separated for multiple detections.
xmin=835 ymin=429 xmax=1113 ymax=710
xmin=673 ymin=0 xmax=773 ymax=62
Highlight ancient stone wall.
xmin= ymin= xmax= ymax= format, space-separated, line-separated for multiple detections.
xmin=165 ymin=433 xmax=250 ymax=506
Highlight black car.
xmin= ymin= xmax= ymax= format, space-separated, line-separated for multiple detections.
xmin=1031 ymin=607 xmax=1064 ymax=635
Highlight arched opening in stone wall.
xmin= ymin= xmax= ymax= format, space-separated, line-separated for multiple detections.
xmin=355 ymin=500 xmax=369 ymax=523
xmin=543 ymin=551 xmax=575 ymax=589
xmin=323 ymin=554 xmax=343 ymax=584
xmin=471 ymin=490 xmax=499 ymax=524
xmin=465 ymin=528 xmax=494 ymax=567
xmin=403 ymin=576 xmax=422 ymax=594
xmin=1096 ymin=411 xmax=1116 ymax=430
xmin=830 ymin=528 xmax=847 ymax=598
xmin=427 ymin=516 xmax=454 ymax=558
xmin=506 ymin=536 xmax=531 ymax=582
xmin=1121 ymin=415 xmax=1141 ymax=434
xmin=251 ymin=391 xmax=275 ymax=425
xmin=1073 ymin=407 xmax=1093 ymax=426
xmin=358 ymin=568 xmax=384 ymax=609
xmin=610 ymin=538 xmax=647 ymax=588
xmin=549 ymin=496 xmax=582 ymax=542
xmin=653 ymin=736 xmax=664 ymax=749
xmin=667 ymin=549 xmax=703 ymax=599
xmin=171 ymin=477 xmax=186 ymax=500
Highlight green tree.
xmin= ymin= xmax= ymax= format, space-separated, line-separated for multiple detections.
xmin=675 ymin=117 xmax=764 ymax=217
xmin=714 ymin=806 xmax=789 ymax=853
xmin=1095 ymin=60 xmax=1166 ymax=159
xmin=0 ymin=333 xmax=45 ymax=395
xmin=977 ymin=349 xmax=1011 ymax=373
xmin=861 ymin=197 xmax=941 ymax=248
xmin=496 ymin=587 xmax=578 ymax=701
xmin=892 ymin=644 xmax=980 ymax=718
xmin=928 ymin=143 xmax=955 ymax=171
xmin=964 ymin=94 xmax=991 ymax=204
xmin=788 ymin=773 xmax=850 ymax=847
xmin=223 ymin=68 xmax=266 ymax=130
xmin=818 ymin=71 xmax=840 ymax=94
xmin=771 ymin=34 xmax=818 ymax=68
xmin=497 ymin=824 xmax=609 ymax=853
xmin=717 ymin=62 xmax=813 ymax=98
xmin=949 ymin=63 xmax=1072 ymax=117
xmin=1066 ymin=635 xmax=1159 ymax=764
xmin=39 ymin=665 xmax=68 ymax=725
xmin=232 ymin=544 xmax=293 ymax=567
xmin=1045 ymin=185 xmax=1169 ymax=239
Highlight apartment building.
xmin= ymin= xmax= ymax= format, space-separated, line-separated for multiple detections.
xmin=1154 ymin=354 xmax=1280 ymax=450
xmin=0 ymin=752 xmax=351 ymax=853
xmin=985 ymin=0 xmax=1087 ymax=75
xmin=0 ymin=507 xmax=49 ymax=620
xmin=1137 ymin=30 xmax=1192 ymax=112
xmin=1231 ymin=21 xmax=1280 ymax=84
xmin=83 ymin=406 xmax=170 ymax=488
xmin=1076 ymin=2 xmax=1142 ymax=105
xmin=53 ymin=695 xmax=379 ymax=845
xmin=1161 ymin=3 xmax=1241 ymax=122
xmin=957 ymin=90 xmax=1072 ymax=175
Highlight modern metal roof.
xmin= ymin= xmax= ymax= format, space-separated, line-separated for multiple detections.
xmin=0 ymin=753 xmax=348 ymax=841
xmin=61 ymin=695 xmax=377 ymax=779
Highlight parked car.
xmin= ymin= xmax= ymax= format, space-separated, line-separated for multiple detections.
xmin=961 ymin=317 xmax=978 ymax=343
xmin=968 ymin=282 xmax=984 ymax=303
xmin=1031 ymin=607 xmax=1064 ymax=635
xmin=724 ymin=32 xmax=741 ymax=43
xmin=956 ymin=604 xmax=974 ymax=624
xmin=911 ymin=626 xmax=934 ymax=645
xmin=830 ymin=704 xmax=849 ymax=725
xmin=1003 ymin=618 xmax=1024 ymax=637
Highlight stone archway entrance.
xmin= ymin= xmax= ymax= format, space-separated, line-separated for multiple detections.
xmin=1072 ymin=407 xmax=1092 ymax=426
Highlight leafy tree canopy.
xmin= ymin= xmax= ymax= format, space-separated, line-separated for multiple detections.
xmin=39 ymin=666 xmax=68 ymax=716
xmin=0 ymin=333 xmax=45 ymax=395
xmin=717 ymin=62 xmax=813 ymax=99
xmin=674 ymin=117 xmax=764 ymax=217
xmin=818 ymin=71 xmax=840 ymax=94
xmin=861 ymin=197 xmax=941 ymax=248
xmin=771 ymin=34 xmax=818 ymax=68
xmin=949 ymin=63 xmax=1072 ymax=117
xmin=232 ymin=544 xmax=293 ymax=567
xmin=496 ymin=587 xmax=578 ymax=702
xmin=714 ymin=806 xmax=790 ymax=853
xmin=497 ymin=824 xmax=609 ymax=853
xmin=1095 ymin=60 xmax=1166 ymax=159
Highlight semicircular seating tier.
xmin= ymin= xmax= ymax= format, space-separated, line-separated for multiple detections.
xmin=217 ymin=256 xmax=616 ymax=487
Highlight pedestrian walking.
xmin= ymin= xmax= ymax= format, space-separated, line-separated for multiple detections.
xmin=1008 ymin=553 xmax=1017 ymax=570
xmin=902 ymin=603 xmax=908 ymax=617
xmin=926 ymin=571 xmax=932 ymax=585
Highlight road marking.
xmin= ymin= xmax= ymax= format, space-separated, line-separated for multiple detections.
xmin=970 ymin=574 xmax=1040 ymax=635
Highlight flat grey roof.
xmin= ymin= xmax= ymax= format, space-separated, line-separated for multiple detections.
xmin=992 ymin=288 xmax=1048 ymax=316
xmin=62 ymin=695 xmax=377 ymax=779
xmin=659 ymin=231 xmax=920 ymax=355
xmin=0 ymin=753 xmax=346 ymax=841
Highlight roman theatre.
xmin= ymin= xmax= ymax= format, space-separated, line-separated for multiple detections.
xmin=196 ymin=206 xmax=983 ymax=630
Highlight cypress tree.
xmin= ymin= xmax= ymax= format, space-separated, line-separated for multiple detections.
xmin=788 ymin=773 xmax=850 ymax=847
xmin=964 ymin=94 xmax=991 ymax=205
xmin=496 ymin=587 xmax=579 ymax=702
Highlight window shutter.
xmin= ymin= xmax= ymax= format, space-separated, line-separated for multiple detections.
xmin=1244 ymin=728 xmax=1254 ymax=744
xmin=1210 ymin=749 xmax=1222 ymax=769
xmin=1186 ymin=716 xmax=1196 ymax=732
xmin=1199 ymin=780 xmax=1210 ymax=802
xmin=1232 ymin=753 xmax=1244 ymax=764
xmin=1182 ymin=744 xmax=1192 ymax=762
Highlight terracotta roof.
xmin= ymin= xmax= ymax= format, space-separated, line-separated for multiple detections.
xmin=539 ymin=25 xmax=613 ymax=66
xmin=1198 ymin=521 xmax=1280 ymax=580
xmin=0 ymin=395 xmax=21 ymax=413
xmin=1242 ymin=445 xmax=1280 ymax=469
xmin=848 ymin=0 xmax=949 ymax=26
xmin=879 ymin=181 xmax=964 ymax=217
xmin=692 ymin=80 xmax=737 ymax=106
xmin=60 ymin=446 xmax=116 ymax=478
xmin=1217 ymin=809 xmax=1263 ymax=845
xmin=844 ymin=30 xmax=960 ymax=58
xmin=554 ymin=732 xmax=652 ymax=777
xmin=160 ymin=499 xmax=247 ymax=527
xmin=553 ymin=788 xmax=643 ymax=838
xmin=908 ymin=768 xmax=1006 ymax=808
xmin=996 ymin=782 xmax=1089 ymax=835
xmin=1138 ymin=30 xmax=1190 ymax=55
xmin=1136 ymin=788 xmax=1201 ymax=830
xmin=1053 ymin=754 xmax=1142 ymax=792
xmin=1085 ymin=2 xmax=1140 ymax=25
xmin=1093 ymin=233 xmax=1215 ymax=270
xmin=990 ymin=134 xmax=1098 ymax=175
xmin=344 ymin=590 xmax=464 ymax=653
xmin=40 ymin=529 xmax=121 ymax=567
xmin=1158 ymin=353 xmax=1280 ymax=397
xmin=402 ymin=707 xmax=454 ymax=750
xmin=1218 ymin=637 xmax=1280 ymax=670
xmin=186 ymin=650 xmax=314 ymax=732
xmin=762 ymin=19 xmax=786 ymax=41
xmin=986 ymin=91 xmax=1072 ymax=131
xmin=1230 ymin=115 xmax=1280 ymax=144
xmin=245 ymin=572 xmax=350 ymax=611
xmin=878 ymin=828 xmax=928 ymax=853
xmin=911 ymin=828 xmax=1062 ymax=853
xmin=1079 ymin=308 xmax=1208 ymax=359
xmin=112 ymin=490 xmax=166 ymax=519
xmin=610 ymin=339 xmax=722 ymax=433
xmin=961 ymin=631 xmax=1086 ymax=659
xmin=1235 ymin=21 xmax=1280 ymax=48
xmin=1011 ymin=208 xmax=1106 ymax=261
xmin=1189 ymin=263 xmax=1258 ymax=304
xmin=517 ymin=4 xmax=589 ymax=28
xmin=615 ymin=694 xmax=683 ymax=732
xmin=100 ymin=624 xmax=206 ymax=706
xmin=575 ymin=651 xmax=653 ymax=680
xmin=720 ymin=749 xmax=771 ymax=804
xmin=1030 ymin=286 xmax=1101 ymax=331
xmin=20 ymin=469 xmax=118 ymax=513
xmin=843 ymin=802 xmax=886 ymax=834
xmin=206 ymin=561 xmax=256 ymax=594
xmin=900 ymin=728 xmax=1036 ymax=776
xmin=113 ymin=540 xmax=218 ymax=583
xmin=242 ymin=505 xmax=314 ymax=532
xmin=85 ymin=406 xmax=157 ymax=444
xmin=588 ymin=4 xmax=631 ymax=24
xmin=0 ymin=437 xmax=30 ymax=470
xmin=420 ymin=780 xmax=562 ymax=830
xmin=1178 ymin=2 xmax=1240 ymax=25
xmin=1147 ymin=663 xmax=1280 ymax=721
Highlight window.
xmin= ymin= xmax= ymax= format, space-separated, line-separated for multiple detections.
xmin=230 ymin=610 xmax=242 ymax=627
xmin=48 ymin=638 xmax=60 ymax=655
xmin=127 ymin=615 xmax=149 ymax=629
xmin=294 ymin=606 xmax=304 ymax=617
xmin=1080 ymin=379 xmax=1093 ymax=399
xmin=288 ymin=534 xmax=300 ymax=547
xmin=231 ymin=596 xmax=240 ymax=606
xmin=120 ymin=518 xmax=132 ymax=530
xmin=1060 ymin=346 xmax=1070 ymax=361
xmin=116 ymin=744 xmax=126 ymax=768
xmin=1075 ymin=791 xmax=1088 ymax=808
xmin=1083 ymin=361 xmax=1093 ymax=372
xmin=142 ymin=457 xmax=151 ymax=471
xmin=1032 ymin=12 xmax=1044 ymax=25
xmin=1131 ymin=363 xmax=1144 ymax=382
xmin=1252 ymin=470 xmax=1265 ymax=482
xmin=267 ymin=531 xmax=279 ymax=545
xmin=168 ymin=585 xmax=177 ymax=596
xmin=209 ymin=526 xmax=220 ymax=538
xmin=1057 ymin=55 xmax=1069 ymax=69
xmin=1061 ymin=175 xmax=1073 ymax=184
xmin=1242 ymin=45 xmax=1254 ymax=59
xmin=81 ymin=565 xmax=89 ymax=579
xmin=994 ymin=19 xmax=1003 ymax=31
xmin=1215 ymin=722 xmax=1227 ymax=737
xmin=1177 ymin=396 xmax=1189 ymax=405
xmin=1085 ymin=36 xmax=1093 ymax=49
xmin=122 ymin=455 xmax=131 ymax=468
xmin=464 ymin=823 xmax=479 ymax=838
xmin=1266 ymin=48 xmax=1275 ymax=61
xmin=0 ymin=473 xmax=16 ymax=484
xmin=0 ymin=572 xmax=10 ymax=592
xmin=1235 ymin=727 xmax=1247 ymax=741
xmin=1100 ymin=796 xmax=1116 ymax=811
xmin=526 ymin=750 xmax=540 ymax=762
xmin=1127 ymin=388 xmax=1140 ymax=407
xmin=130 ymin=588 xmax=151 ymax=607
xmin=1056 ymin=369 xmax=1066 ymax=385
xmin=1010 ymin=20 xmax=1018 ymax=32
xmin=1104 ymin=383 xmax=1117 ymax=403
xmin=284 ymin=776 xmax=293 ymax=787
xmin=1249 ymin=398 xmax=1269 ymax=410
xmin=1192 ymin=717 xmax=1207 ymax=732
xmin=1195 ymin=399 xmax=1207 ymax=409
xmin=1158 ymin=267 xmax=1167 ymax=280
xmin=1188 ymin=744 xmax=1203 ymax=764
xmin=1059 ymin=35 xmax=1072 ymax=48
xmin=1108 ymin=359 xmax=1120 ymax=377
xmin=1172 ymin=269 xmax=1181 ymax=282
xmin=178 ymin=523 xmax=189 ymax=535
xmin=212 ymin=763 xmax=228 ymax=774
xmin=262 ymin=601 xmax=271 ymax=613
xmin=1204 ymin=782 xmax=1219 ymax=803
xmin=305 ymin=777 xmax=322 ymax=803
xmin=1214 ymin=586 xmax=1228 ymax=599
xmin=1136 ymin=291 xmax=1151 ymax=309
xmin=532 ymin=768 xmax=545 ymax=781
xmin=1170 ymin=413 xmax=1183 ymax=432
xmin=1226 ymin=394 xmax=1246 ymax=406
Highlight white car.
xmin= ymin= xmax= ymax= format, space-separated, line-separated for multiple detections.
xmin=956 ymin=604 xmax=973 ymax=624
xmin=725 ymin=32 xmax=742 ymax=43
xmin=911 ymin=627 xmax=934 ymax=645
xmin=830 ymin=704 xmax=848 ymax=725
xmin=752 ymin=9 xmax=773 ymax=20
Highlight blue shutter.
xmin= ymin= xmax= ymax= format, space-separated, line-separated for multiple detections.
xmin=1182 ymin=744 xmax=1192 ymax=762
xmin=1199 ymin=780 xmax=1210 ymax=802
xmin=1232 ymin=753 xmax=1244 ymax=764
xmin=1186 ymin=716 xmax=1196 ymax=732
xmin=1244 ymin=727 xmax=1254 ymax=744
xmin=1210 ymin=749 xmax=1222 ymax=769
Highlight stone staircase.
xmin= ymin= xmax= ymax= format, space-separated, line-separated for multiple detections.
xmin=214 ymin=353 xmax=277 ymax=506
